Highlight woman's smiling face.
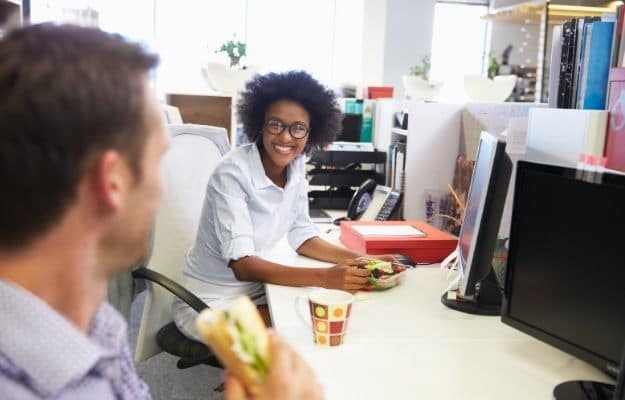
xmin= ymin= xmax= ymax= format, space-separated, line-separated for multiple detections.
xmin=260 ymin=99 xmax=310 ymax=170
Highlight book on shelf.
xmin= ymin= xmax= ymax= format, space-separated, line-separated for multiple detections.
xmin=572 ymin=18 xmax=600 ymax=107
xmin=573 ymin=17 xmax=601 ymax=108
xmin=548 ymin=25 xmax=562 ymax=108
xmin=576 ymin=22 xmax=594 ymax=108
xmin=391 ymin=141 xmax=406 ymax=192
xmin=558 ymin=18 xmax=579 ymax=108
xmin=610 ymin=4 xmax=623 ymax=68
xmin=604 ymin=68 xmax=625 ymax=173
xmin=578 ymin=21 xmax=614 ymax=109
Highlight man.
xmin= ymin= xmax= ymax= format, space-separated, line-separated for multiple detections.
xmin=0 ymin=23 xmax=322 ymax=400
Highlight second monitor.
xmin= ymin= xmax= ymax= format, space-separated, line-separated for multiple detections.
xmin=441 ymin=131 xmax=512 ymax=315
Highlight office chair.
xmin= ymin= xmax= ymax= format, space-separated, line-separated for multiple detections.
xmin=132 ymin=124 xmax=230 ymax=369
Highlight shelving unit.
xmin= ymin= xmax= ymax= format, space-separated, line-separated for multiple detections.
xmin=485 ymin=0 xmax=619 ymax=103
xmin=307 ymin=150 xmax=386 ymax=210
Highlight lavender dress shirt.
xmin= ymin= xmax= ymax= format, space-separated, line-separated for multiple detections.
xmin=0 ymin=279 xmax=151 ymax=399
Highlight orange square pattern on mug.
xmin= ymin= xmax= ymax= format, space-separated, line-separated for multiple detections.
xmin=309 ymin=301 xmax=352 ymax=346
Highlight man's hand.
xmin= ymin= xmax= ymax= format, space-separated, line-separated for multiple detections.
xmin=224 ymin=331 xmax=324 ymax=400
xmin=324 ymin=258 xmax=370 ymax=292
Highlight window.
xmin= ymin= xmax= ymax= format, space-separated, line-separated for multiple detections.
xmin=29 ymin=1 xmax=365 ymax=93
xmin=429 ymin=2 xmax=488 ymax=100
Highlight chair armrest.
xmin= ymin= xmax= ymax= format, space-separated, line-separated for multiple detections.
xmin=132 ymin=267 xmax=209 ymax=313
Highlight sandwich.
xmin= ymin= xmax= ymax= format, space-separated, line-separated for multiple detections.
xmin=359 ymin=259 xmax=406 ymax=290
xmin=195 ymin=296 xmax=269 ymax=394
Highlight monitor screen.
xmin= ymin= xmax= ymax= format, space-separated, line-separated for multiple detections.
xmin=456 ymin=132 xmax=511 ymax=297
xmin=441 ymin=132 xmax=511 ymax=316
xmin=616 ymin=346 xmax=625 ymax=400
xmin=502 ymin=161 xmax=625 ymax=377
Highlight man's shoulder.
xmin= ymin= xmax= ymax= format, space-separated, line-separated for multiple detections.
xmin=0 ymin=353 xmax=40 ymax=399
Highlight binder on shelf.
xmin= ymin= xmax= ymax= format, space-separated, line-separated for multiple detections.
xmin=610 ymin=4 xmax=623 ymax=68
xmin=392 ymin=141 xmax=406 ymax=192
xmin=558 ymin=18 xmax=579 ymax=108
xmin=579 ymin=21 xmax=614 ymax=110
xmin=548 ymin=25 xmax=563 ymax=108
xmin=605 ymin=68 xmax=625 ymax=173
xmin=572 ymin=17 xmax=600 ymax=108
xmin=574 ymin=17 xmax=601 ymax=108
xmin=576 ymin=22 xmax=594 ymax=108
xmin=361 ymin=100 xmax=374 ymax=142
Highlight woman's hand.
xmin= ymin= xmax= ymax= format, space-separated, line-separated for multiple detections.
xmin=224 ymin=331 xmax=324 ymax=400
xmin=324 ymin=258 xmax=370 ymax=292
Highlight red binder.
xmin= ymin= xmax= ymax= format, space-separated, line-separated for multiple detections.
xmin=339 ymin=220 xmax=457 ymax=264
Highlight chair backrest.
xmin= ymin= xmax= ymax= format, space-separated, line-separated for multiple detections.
xmin=135 ymin=124 xmax=229 ymax=362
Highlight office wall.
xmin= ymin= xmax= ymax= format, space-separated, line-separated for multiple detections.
xmin=382 ymin=0 xmax=436 ymax=98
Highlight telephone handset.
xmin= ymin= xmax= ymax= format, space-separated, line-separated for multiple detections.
xmin=345 ymin=179 xmax=402 ymax=221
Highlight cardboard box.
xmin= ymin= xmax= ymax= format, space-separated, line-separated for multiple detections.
xmin=339 ymin=220 xmax=457 ymax=264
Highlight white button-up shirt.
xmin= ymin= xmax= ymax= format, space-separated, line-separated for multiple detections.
xmin=182 ymin=142 xmax=319 ymax=301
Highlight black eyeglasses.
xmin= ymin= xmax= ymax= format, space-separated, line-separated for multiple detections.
xmin=263 ymin=119 xmax=310 ymax=139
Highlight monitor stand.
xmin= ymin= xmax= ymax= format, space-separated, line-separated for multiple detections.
xmin=440 ymin=269 xmax=502 ymax=316
xmin=553 ymin=381 xmax=614 ymax=399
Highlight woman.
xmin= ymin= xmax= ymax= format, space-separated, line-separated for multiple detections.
xmin=173 ymin=71 xmax=395 ymax=341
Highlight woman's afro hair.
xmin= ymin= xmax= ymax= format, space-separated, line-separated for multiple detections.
xmin=237 ymin=70 xmax=342 ymax=154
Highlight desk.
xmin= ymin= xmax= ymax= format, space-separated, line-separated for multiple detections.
xmin=264 ymin=226 xmax=611 ymax=400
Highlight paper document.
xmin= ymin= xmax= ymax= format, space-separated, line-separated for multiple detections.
xmin=352 ymin=225 xmax=425 ymax=237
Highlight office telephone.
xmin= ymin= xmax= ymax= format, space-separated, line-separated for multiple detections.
xmin=344 ymin=179 xmax=402 ymax=221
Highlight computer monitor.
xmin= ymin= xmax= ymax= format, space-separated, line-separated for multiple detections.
xmin=615 ymin=345 xmax=625 ymax=400
xmin=441 ymin=131 xmax=512 ymax=315
xmin=502 ymin=161 xmax=625 ymax=399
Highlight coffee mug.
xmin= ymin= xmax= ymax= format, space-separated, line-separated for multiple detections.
xmin=295 ymin=288 xmax=353 ymax=347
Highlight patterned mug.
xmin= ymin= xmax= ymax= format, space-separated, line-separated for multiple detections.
xmin=295 ymin=289 xmax=353 ymax=347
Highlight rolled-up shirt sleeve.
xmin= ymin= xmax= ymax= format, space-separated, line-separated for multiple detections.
xmin=287 ymin=180 xmax=320 ymax=251
xmin=208 ymin=163 xmax=256 ymax=261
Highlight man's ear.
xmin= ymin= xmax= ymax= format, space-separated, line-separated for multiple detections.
xmin=88 ymin=150 xmax=130 ymax=212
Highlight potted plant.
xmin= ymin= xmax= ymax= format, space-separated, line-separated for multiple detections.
xmin=402 ymin=55 xmax=442 ymax=101
xmin=202 ymin=34 xmax=258 ymax=94
xmin=487 ymin=53 xmax=500 ymax=79
xmin=410 ymin=55 xmax=431 ymax=81
xmin=215 ymin=35 xmax=246 ymax=68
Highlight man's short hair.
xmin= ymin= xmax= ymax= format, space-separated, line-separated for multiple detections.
xmin=0 ymin=24 xmax=159 ymax=251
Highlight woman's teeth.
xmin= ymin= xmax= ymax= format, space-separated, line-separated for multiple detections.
xmin=274 ymin=144 xmax=293 ymax=154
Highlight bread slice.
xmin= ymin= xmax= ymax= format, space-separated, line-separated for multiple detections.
xmin=195 ymin=296 xmax=269 ymax=395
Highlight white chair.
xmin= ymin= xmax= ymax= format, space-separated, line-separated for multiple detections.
xmin=133 ymin=124 xmax=229 ymax=368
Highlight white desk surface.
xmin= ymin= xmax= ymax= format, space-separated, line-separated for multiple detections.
xmin=264 ymin=224 xmax=611 ymax=400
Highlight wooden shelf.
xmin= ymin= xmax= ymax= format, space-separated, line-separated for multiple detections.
xmin=484 ymin=1 xmax=618 ymax=25
xmin=483 ymin=0 xmax=545 ymax=24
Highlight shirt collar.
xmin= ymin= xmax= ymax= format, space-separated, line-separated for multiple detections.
xmin=0 ymin=279 xmax=126 ymax=396
xmin=248 ymin=142 xmax=303 ymax=190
